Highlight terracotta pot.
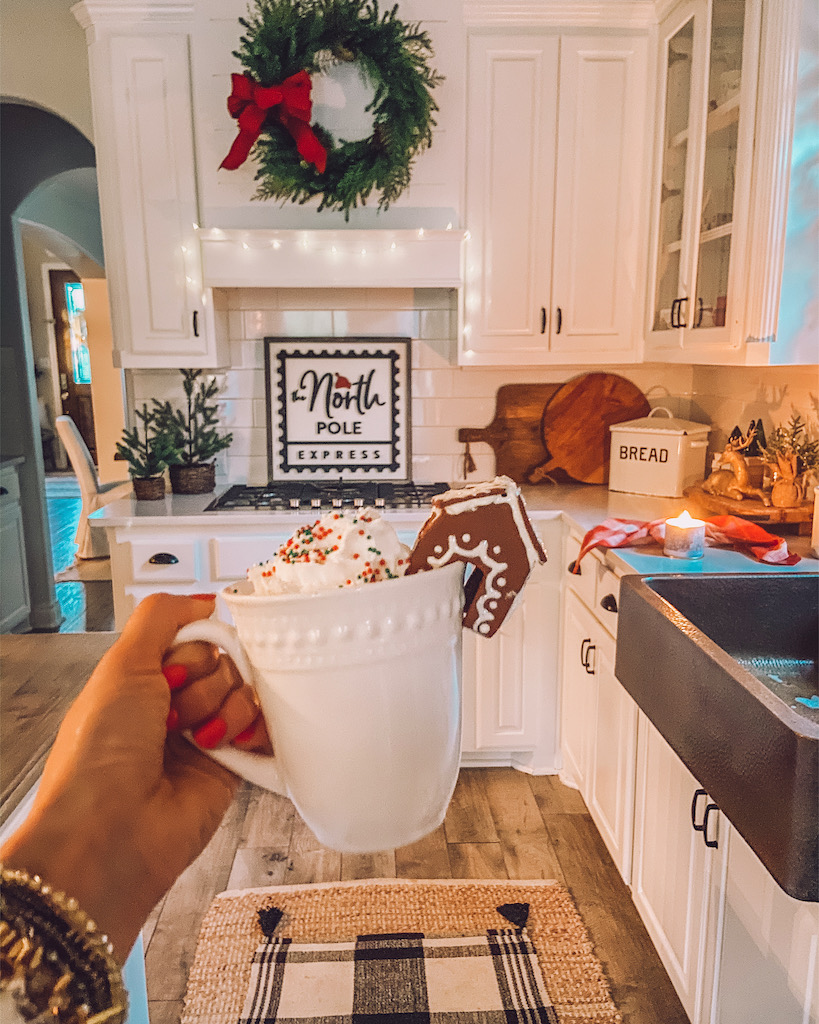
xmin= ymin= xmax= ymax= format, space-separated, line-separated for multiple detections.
xmin=770 ymin=477 xmax=804 ymax=508
xmin=132 ymin=476 xmax=166 ymax=501
xmin=170 ymin=463 xmax=216 ymax=495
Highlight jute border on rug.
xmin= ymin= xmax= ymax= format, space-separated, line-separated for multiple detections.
xmin=182 ymin=878 xmax=621 ymax=1024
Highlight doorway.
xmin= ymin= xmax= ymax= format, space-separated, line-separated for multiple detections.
xmin=49 ymin=269 xmax=97 ymax=463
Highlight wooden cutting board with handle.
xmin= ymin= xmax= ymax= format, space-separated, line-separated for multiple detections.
xmin=527 ymin=372 xmax=651 ymax=484
xmin=457 ymin=384 xmax=560 ymax=484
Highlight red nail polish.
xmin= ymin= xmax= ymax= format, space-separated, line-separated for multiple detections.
xmin=191 ymin=593 xmax=217 ymax=601
xmin=166 ymin=708 xmax=180 ymax=731
xmin=162 ymin=664 xmax=188 ymax=690
xmin=234 ymin=723 xmax=256 ymax=743
xmin=193 ymin=717 xmax=227 ymax=749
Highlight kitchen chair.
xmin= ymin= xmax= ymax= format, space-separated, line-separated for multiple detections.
xmin=55 ymin=415 xmax=132 ymax=559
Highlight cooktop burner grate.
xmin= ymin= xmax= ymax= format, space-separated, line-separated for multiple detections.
xmin=205 ymin=481 xmax=449 ymax=512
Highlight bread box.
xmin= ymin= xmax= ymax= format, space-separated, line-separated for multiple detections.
xmin=608 ymin=408 xmax=710 ymax=497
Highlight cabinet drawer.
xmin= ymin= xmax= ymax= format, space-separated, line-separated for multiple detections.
xmin=0 ymin=467 xmax=21 ymax=506
xmin=595 ymin=568 xmax=621 ymax=637
xmin=210 ymin=535 xmax=288 ymax=581
xmin=129 ymin=539 xmax=199 ymax=582
xmin=565 ymin=532 xmax=598 ymax=608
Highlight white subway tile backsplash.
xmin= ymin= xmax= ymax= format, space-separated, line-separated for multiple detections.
xmin=413 ymin=396 xmax=496 ymax=428
xmin=413 ymin=426 xmax=462 ymax=453
xmin=222 ymin=368 xmax=267 ymax=400
xmin=280 ymin=310 xmax=334 ymax=336
xmin=219 ymin=399 xmax=256 ymax=429
xmin=332 ymin=309 xmax=418 ymax=337
xmin=412 ymin=338 xmax=458 ymax=369
xmin=418 ymin=309 xmax=454 ymax=340
xmin=414 ymin=288 xmax=457 ymax=310
xmin=180 ymin=286 xmax=809 ymax=486
xmin=411 ymin=454 xmax=458 ymax=482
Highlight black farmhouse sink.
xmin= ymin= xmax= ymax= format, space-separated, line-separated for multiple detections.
xmin=616 ymin=573 xmax=818 ymax=902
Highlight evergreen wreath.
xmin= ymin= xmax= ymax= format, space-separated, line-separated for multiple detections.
xmin=223 ymin=0 xmax=443 ymax=217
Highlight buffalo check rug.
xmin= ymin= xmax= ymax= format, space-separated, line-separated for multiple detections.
xmin=182 ymin=879 xmax=621 ymax=1024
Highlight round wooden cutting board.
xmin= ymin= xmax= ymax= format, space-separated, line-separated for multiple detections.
xmin=527 ymin=372 xmax=651 ymax=485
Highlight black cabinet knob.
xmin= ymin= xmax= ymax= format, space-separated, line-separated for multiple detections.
xmin=148 ymin=552 xmax=179 ymax=565
xmin=568 ymin=560 xmax=580 ymax=575
xmin=600 ymin=594 xmax=618 ymax=614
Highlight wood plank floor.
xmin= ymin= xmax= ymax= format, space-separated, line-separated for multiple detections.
xmin=144 ymin=770 xmax=689 ymax=1024
xmin=38 ymin=479 xmax=688 ymax=1023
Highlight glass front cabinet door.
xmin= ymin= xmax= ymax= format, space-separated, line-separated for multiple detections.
xmin=647 ymin=0 xmax=761 ymax=361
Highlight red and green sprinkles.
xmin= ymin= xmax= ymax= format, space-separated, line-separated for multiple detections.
xmin=251 ymin=513 xmax=405 ymax=587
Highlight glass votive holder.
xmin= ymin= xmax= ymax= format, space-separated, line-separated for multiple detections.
xmin=664 ymin=510 xmax=706 ymax=559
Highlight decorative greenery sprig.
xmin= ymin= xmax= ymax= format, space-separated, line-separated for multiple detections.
xmin=232 ymin=0 xmax=443 ymax=216
xmin=762 ymin=412 xmax=819 ymax=475
xmin=116 ymin=405 xmax=177 ymax=479
xmin=153 ymin=369 xmax=234 ymax=467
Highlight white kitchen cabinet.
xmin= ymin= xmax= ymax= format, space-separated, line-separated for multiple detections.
xmin=559 ymin=536 xmax=637 ymax=882
xmin=644 ymin=0 xmax=762 ymax=363
xmin=0 ymin=462 xmax=31 ymax=633
xmin=631 ymin=710 xmax=819 ymax=1024
xmin=461 ymin=31 xmax=650 ymax=366
xmin=559 ymin=589 xmax=597 ymax=795
xmin=712 ymin=824 xmax=819 ymax=1024
xmin=631 ymin=710 xmax=726 ymax=1024
xmin=75 ymin=6 xmax=227 ymax=368
xmin=463 ymin=559 xmax=549 ymax=754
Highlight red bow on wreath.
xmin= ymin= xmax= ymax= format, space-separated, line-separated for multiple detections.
xmin=219 ymin=71 xmax=327 ymax=173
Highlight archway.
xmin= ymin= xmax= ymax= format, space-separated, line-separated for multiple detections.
xmin=1 ymin=101 xmax=102 ymax=630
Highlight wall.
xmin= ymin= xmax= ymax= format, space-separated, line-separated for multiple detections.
xmin=691 ymin=364 xmax=819 ymax=456
xmin=0 ymin=0 xmax=94 ymax=142
xmin=129 ymin=287 xmax=698 ymax=485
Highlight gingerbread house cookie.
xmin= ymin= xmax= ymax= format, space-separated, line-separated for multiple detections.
xmin=407 ymin=476 xmax=547 ymax=637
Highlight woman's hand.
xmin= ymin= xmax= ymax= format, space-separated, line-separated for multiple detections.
xmin=1 ymin=593 xmax=270 ymax=961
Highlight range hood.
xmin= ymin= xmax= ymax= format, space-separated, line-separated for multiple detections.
xmin=198 ymin=227 xmax=467 ymax=290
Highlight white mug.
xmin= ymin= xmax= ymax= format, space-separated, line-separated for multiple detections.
xmin=171 ymin=561 xmax=465 ymax=853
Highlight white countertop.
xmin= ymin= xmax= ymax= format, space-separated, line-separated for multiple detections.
xmin=90 ymin=482 xmax=818 ymax=574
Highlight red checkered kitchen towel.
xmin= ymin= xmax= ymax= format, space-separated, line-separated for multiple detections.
xmin=572 ymin=514 xmax=801 ymax=572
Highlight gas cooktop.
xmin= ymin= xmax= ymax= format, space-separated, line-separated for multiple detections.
xmin=205 ymin=481 xmax=449 ymax=512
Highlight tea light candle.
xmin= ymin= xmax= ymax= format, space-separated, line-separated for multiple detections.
xmin=664 ymin=509 xmax=706 ymax=559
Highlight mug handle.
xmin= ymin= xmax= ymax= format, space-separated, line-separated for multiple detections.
xmin=171 ymin=619 xmax=286 ymax=795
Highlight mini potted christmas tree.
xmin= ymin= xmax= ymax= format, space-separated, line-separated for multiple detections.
xmin=153 ymin=369 xmax=233 ymax=495
xmin=116 ymin=405 xmax=176 ymax=500
xmin=762 ymin=411 xmax=819 ymax=508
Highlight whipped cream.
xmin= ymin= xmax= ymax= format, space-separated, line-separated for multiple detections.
xmin=247 ymin=508 xmax=412 ymax=595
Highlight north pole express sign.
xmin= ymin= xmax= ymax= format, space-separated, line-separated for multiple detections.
xmin=265 ymin=338 xmax=410 ymax=480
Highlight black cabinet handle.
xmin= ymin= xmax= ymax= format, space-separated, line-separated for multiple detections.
xmin=580 ymin=638 xmax=591 ymax=667
xmin=193 ymin=310 xmax=199 ymax=337
xmin=540 ymin=307 xmax=547 ymax=334
xmin=694 ymin=296 xmax=704 ymax=328
xmin=600 ymin=594 xmax=618 ymax=614
xmin=677 ymin=296 xmax=688 ymax=328
xmin=568 ymin=560 xmax=580 ymax=575
xmin=670 ymin=298 xmax=679 ymax=328
xmin=691 ymin=788 xmax=707 ymax=831
xmin=555 ymin=307 xmax=563 ymax=334
xmin=580 ymin=638 xmax=596 ymax=674
xmin=703 ymin=803 xmax=719 ymax=848
xmin=148 ymin=552 xmax=179 ymax=565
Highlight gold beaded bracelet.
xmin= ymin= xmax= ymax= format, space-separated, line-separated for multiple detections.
xmin=0 ymin=867 xmax=127 ymax=1024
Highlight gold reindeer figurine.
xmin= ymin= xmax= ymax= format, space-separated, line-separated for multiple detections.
xmin=702 ymin=427 xmax=771 ymax=505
